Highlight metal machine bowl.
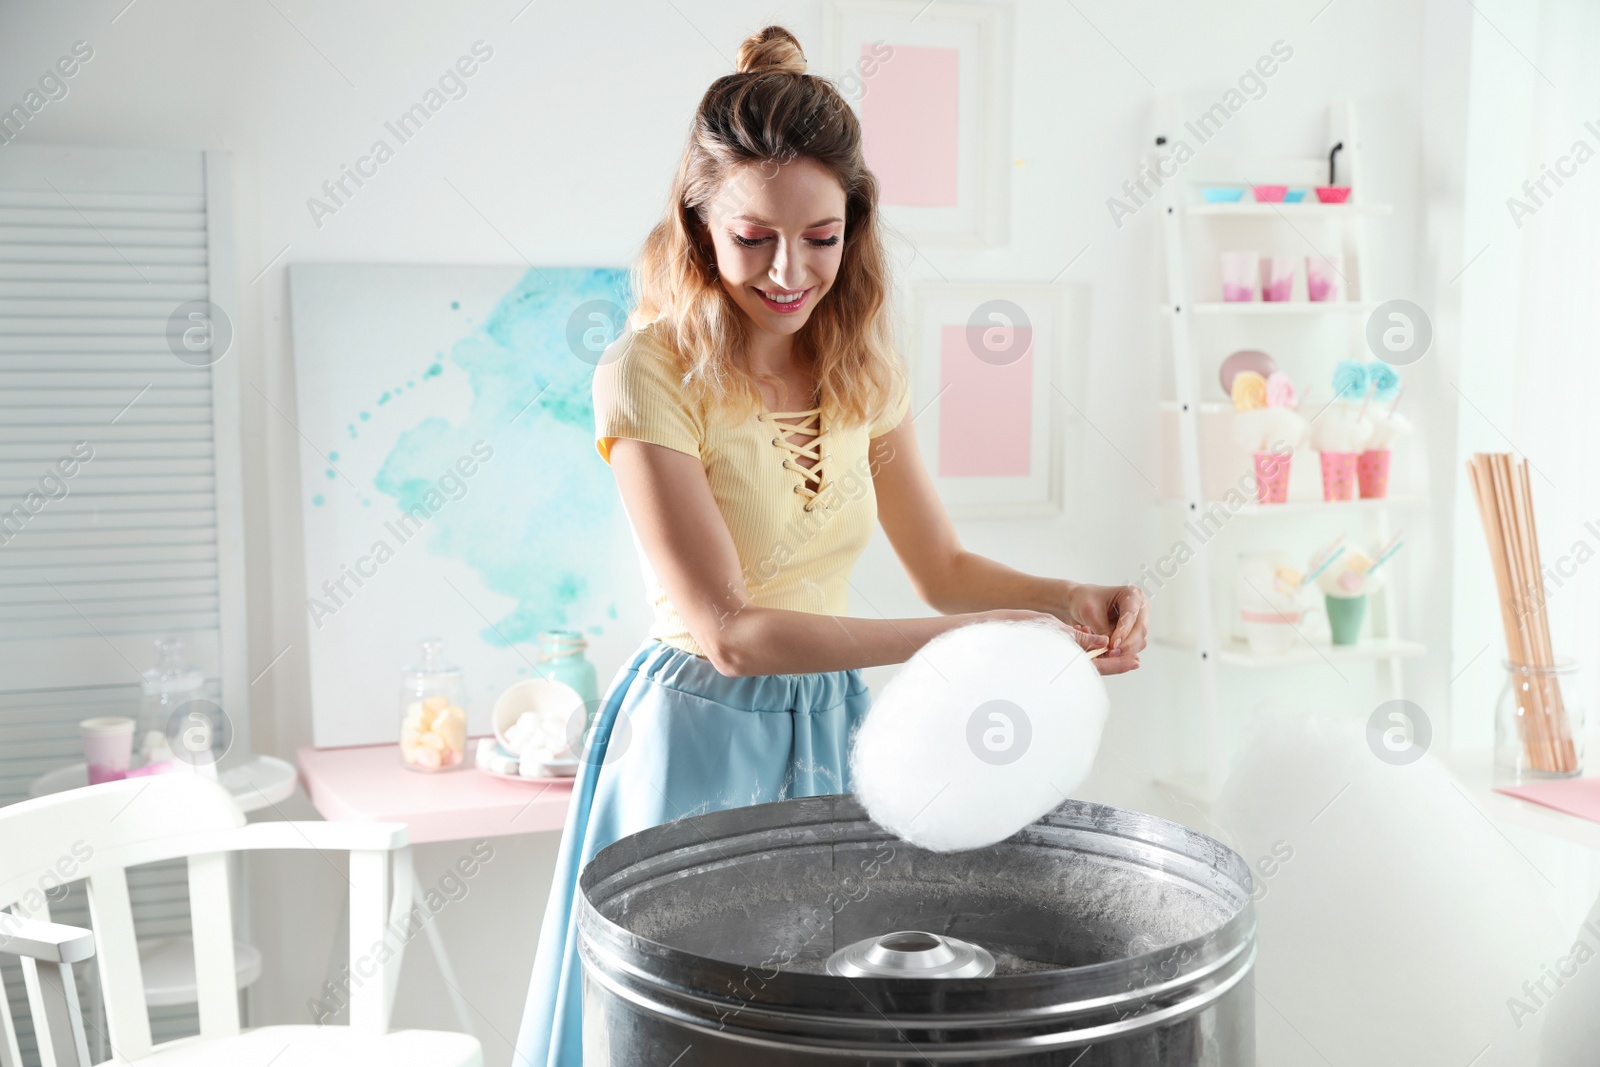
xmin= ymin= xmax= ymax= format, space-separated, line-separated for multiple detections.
xmin=578 ymin=793 xmax=1255 ymax=1064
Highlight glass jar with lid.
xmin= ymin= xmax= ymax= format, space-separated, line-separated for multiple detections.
xmin=399 ymin=637 xmax=468 ymax=772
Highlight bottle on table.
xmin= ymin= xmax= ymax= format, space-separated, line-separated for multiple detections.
xmin=539 ymin=629 xmax=600 ymax=735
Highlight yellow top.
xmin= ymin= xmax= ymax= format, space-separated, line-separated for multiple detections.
xmin=593 ymin=323 xmax=909 ymax=659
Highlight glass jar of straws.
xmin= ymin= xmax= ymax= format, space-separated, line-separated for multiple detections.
xmin=1495 ymin=658 xmax=1582 ymax=780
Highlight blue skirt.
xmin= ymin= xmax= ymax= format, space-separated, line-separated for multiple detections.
xmin=511 ymin=636 xmax=873 ymax=1066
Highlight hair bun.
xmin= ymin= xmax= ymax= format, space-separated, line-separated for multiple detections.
xmin=736 ymin=25 xmax=806 ymax=75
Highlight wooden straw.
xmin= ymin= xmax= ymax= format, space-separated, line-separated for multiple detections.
xmin=1508 ymin=455 xmax=1558 ymax=769
xmin=1470 ymin=457 xmax=1529 ymax=762
xmin=1517 ymin=458 xmax=1577 ymax=770
xmin=1510 ymin=454 xmax=1559 ymax=769
xmin=1468 ymin=456 xmax=1542 ymax=768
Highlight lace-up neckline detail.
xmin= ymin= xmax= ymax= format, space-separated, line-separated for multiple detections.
xmin=760 ymin=406 xmax=833 ymax=513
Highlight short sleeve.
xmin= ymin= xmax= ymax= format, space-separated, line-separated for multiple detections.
xmin=867 ymin=380 xmax=910 ymax=439
xmin=592 ymin=330 xmax=703 ymax=465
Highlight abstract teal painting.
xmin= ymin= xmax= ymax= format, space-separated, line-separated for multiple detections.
xmin=290 ymin=265 xmax=640 ymax=747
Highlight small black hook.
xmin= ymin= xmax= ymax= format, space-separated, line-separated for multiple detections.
xmin=1328 ymin=141 xmax=1344 ymax=186
xmin=1155 ymin=135 xmax=1167 ymax=146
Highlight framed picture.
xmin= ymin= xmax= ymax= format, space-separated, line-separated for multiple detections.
xmin=906 ymin=282 xmax=1078 ymax=517
xmin=822 ymin=0 xmax=1012 ymax=247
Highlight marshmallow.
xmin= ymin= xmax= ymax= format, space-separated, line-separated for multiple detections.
xmin=400 ymin=696 xmax=467 ymax=769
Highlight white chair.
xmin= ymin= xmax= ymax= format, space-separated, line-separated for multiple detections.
xmin=0 ymin=773 xmax=481 ymax=1066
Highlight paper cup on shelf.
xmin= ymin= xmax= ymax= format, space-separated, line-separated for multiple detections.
xmin=1358 ymin=449 xmax=1391 ymax=498
xmin=1241 ymin=607 xmax=1305 ymax=655
xmin=1219 ymin=251 xmax=1260 ymax=302
xmin=1306 ymin=253 xmax=1344 ymax=301
xmin=1261 ymin=256 xmax=1296 ymax=302
xmin=1252 ymin=451 xmax=1291 ymax=504
xmin=81 ymin=716 xmax=136 ymax=785
xmin=1325 ymin=592 xmax=1368 ymax=645
xmin=1319 ymin=451 xmax=1358 ymax=501
xmin=1236 ymin=552 xmax=1308 ymax=655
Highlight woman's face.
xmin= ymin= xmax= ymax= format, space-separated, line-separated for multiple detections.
xmin=704 ymin=156 xmax=847 ymax=339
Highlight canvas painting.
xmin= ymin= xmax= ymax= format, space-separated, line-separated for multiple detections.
xmin=289 ymin=264 xmax=643 ymax=748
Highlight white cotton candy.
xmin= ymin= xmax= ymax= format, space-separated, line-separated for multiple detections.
xmin=1232 ymin=407 xmax=1308 ymax=452
xmin=850 ymin=620 xmax=1109 ymax=852
xmin=1365 ymin=409 xmax=1412 ymax=449
xmin=1309 ymin=401 xmax=1374 ymax=453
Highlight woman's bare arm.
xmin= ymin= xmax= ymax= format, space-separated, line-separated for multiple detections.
xmin=605 ymin=437 xmax=1092 ymax=677
xmin=869 ymin=417 xmax=1148 ymax=675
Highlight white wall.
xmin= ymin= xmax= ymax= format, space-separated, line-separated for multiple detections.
xmin=0 ymin=1 xmax=1515 ymax=1062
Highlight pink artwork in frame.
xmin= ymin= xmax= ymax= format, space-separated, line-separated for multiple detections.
xmin=937 ymin=324 xmax=1033 ymax=477
xmin=858 ymin=43 xmax=960 ymax=207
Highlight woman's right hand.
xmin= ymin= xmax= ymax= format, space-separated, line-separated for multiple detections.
xmin=970 ymin=609 xmax=1111 ymax=657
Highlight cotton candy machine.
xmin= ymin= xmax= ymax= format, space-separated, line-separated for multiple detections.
xmin=577 ymin=794 xmax=1256 ymax=1064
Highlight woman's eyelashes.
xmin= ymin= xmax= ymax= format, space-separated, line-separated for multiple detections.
xmin=729 ymin=231 xmax=841 ymax=248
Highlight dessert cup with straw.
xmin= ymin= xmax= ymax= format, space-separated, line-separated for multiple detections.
xmin=1360 ymin=368 xmax=1409 ymax=498
xmin=1314 ymin=536 xmax=1402 ymax=646
xmin=1231 ymin=368 xmax=1306 ymax=504
xmin=1317 ymin=550 xmax=1381 ymax=645
xmin=1310 ymin=405 xmax=1370 ymax=501
xmin=1236 ymin=552 xmax=1311 ymax=655
xmin=1313 ymin=361 xmax=1377 ymax=501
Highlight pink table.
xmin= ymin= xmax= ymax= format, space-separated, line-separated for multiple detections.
xmin=296 ymin=739 xmax=572 ymax=844
xmin=296 ymin=740 xmax=573 ymax=1038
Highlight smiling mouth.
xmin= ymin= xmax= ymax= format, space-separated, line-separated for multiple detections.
xmin=755 ymin=287 xmax=812 ymax=314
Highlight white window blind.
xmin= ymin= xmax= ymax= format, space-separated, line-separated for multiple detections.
xmin=0 ymin=144 xmax=248 ymax=1062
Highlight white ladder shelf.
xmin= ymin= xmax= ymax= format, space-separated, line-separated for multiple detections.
xmin=1149 ymin=99 xmax=1422 ymax=802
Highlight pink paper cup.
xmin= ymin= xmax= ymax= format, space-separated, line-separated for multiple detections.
xmin=1261 ymin=256 xmax=1297 ymax=302
xmin=1251 ymin=185 xmax=1288 ymax=202
xmin=1306 ymin=253 xmax=1343 ymax=302
xmin=1219 ymin=251 xmax=1260 ymax=302
xmin=1358 ymin=449 xmax=1391 ymax=498
xmin=1319 ymin=452 xmax=1358 ymax=502
xmin=81 ymin=716 xmax=136 ymax=785
xmin=1253 ymin=452 xmax=1291 ymax=504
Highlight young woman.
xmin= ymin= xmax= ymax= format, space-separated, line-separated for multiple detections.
xmin=514 ymin=25 xmax=1148 ymax=1064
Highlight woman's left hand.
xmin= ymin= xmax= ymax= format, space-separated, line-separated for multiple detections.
xmin=1055 ymin=583 xmax=1149 ymax=676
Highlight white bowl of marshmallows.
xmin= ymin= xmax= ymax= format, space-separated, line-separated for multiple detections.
xmin=474 ymin=678 xmax=587 ymax=780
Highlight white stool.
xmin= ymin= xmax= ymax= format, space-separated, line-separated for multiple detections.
xmin=139 ymin=938 xmax=264 ymax=1007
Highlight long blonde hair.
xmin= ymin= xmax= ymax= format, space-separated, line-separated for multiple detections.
xmin=629 ymin=25 xmax=903 ymax=429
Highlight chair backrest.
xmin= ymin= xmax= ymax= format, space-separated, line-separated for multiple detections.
xmin=0 ymin=774 xmax=247 ymax=1064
